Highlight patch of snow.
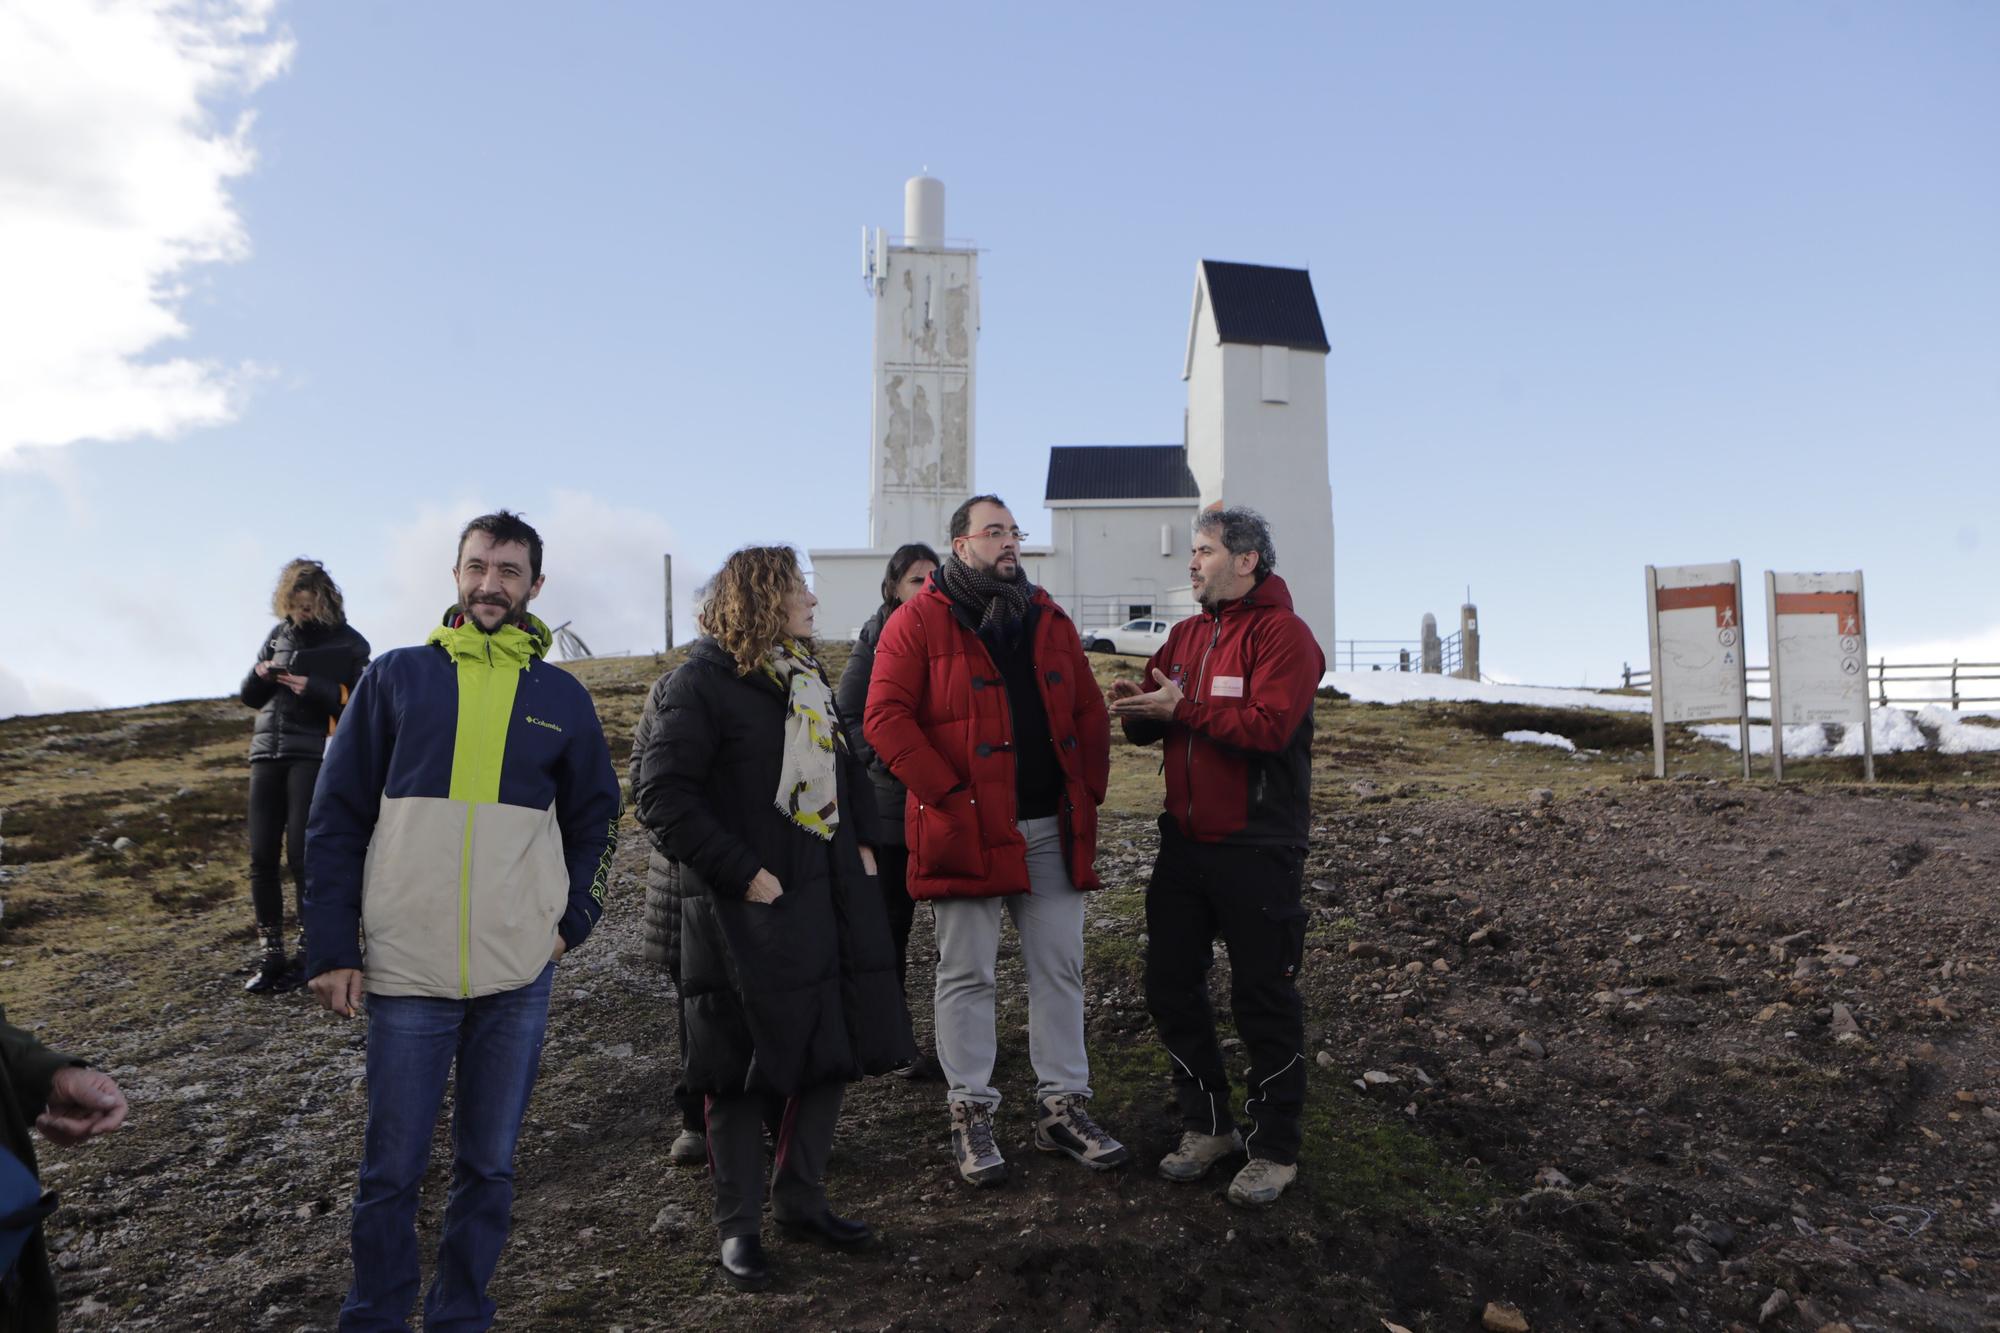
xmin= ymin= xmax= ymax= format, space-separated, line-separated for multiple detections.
xmin=1321 ymin=672 xmax=1651 ymax=713
xmin=1920 ymin=705 xmax=2000 ymax=754
xmin=1503 ymin=730 xmax=1577 ymax=752
xmin=1695 ymin=706 xmax=1982 ymax=756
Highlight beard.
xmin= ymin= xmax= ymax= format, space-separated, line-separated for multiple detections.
xmin=462 ymin=591 xmax=517 ymax=629
xmin=970 ymin=552 xmax=1023 ymax=583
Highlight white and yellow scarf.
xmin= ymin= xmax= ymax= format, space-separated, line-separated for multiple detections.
xmin=761 ymin=640 xmax=841 ymax=840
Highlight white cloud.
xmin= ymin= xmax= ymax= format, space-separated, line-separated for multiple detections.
xmin=0 ymin=663 xmax=104 ymax=721
xmin=0 ymin=0 xmax=293 ymax=462
xmin=359 ymin=493 xmax=712 ymax=660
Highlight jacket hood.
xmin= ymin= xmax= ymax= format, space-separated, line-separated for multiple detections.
xmin=427 ymin=612 xmax=550 ymax=666
xmin=1215 ymin=572 xmax=1295 ymax=616
xmin=685 ymin=636 xmax=786 ymax=694
xmin=433 ymin=606 xmax=553 ymax=660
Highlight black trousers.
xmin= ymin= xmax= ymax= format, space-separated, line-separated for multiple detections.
xmin=705 ymin=1083 xmax=843 ymax=1240
xmin=1144 ymin=816 xmax=1309 ymax=1165
xmin=875 ymin=843 xmax=917 ymax=995
xmin=247 ymin=758 xmax=319 ymax=936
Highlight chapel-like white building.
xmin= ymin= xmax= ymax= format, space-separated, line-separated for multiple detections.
xmin=810 ymin=178 xmax=1335 ymax=657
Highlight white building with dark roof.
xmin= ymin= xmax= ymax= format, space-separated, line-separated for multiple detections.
xmin=812 ymin=180 xmax=1335 ymax=657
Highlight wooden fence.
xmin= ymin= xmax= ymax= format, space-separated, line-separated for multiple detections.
xmin=1620 ymin=659 xmax=2000 ymax=711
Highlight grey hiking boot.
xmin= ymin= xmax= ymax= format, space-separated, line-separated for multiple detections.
xmin=1158 ymin=1127 xmax=1244 ymax=1182
xmin=1226 ymin=1157 xmax=1298 ymax=1208
xmin=1033 ymin=1094 xmax=1131 ymax=1171
xmin=667 ymin=1127 xmax=706 ymax=1165
xmin=949 ymin=1101 xmax=1008 ymax=1187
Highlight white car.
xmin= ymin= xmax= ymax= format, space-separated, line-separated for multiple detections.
xmin=1084 ymin=617 xmax=1176 ymax=656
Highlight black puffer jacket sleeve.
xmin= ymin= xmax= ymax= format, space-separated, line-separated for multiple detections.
xmin=635 ymin=664 xmax=764 ymax=900
xmin=837 ymin=698 xmax=883 ymax=851
xmin=835 ymin=610 xmax=882 ymax=773
xmin=629 ymin=672 xmax=671 ymax=845
xmin=239 ymin=623 xmax=283 ymax=709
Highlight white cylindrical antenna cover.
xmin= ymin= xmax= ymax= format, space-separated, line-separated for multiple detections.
xmin=905 ymin=175 xmax=945 ymax=246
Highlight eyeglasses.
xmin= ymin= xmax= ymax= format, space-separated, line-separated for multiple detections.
xmin=974 ymin=525 xmax=1028 ymax=542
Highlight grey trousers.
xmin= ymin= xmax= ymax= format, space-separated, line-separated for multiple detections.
xmin=704 ymin=1082 xmax=844 ymax=1240
xmin=933 ymin=816 xmax=1092 ymax=1111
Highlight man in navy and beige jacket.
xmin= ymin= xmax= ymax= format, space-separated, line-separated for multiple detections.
xmin=304 ymin=510 xmax=620 ymax=1333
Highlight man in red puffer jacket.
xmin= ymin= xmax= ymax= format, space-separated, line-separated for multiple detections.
xmin=1111 ymin=505 xmax=1325 ymax=1209
xmin=864 ymin=494 xmax=1129 ymax=1187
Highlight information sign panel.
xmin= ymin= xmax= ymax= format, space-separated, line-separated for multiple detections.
xmin=1649 ymin=562 xmax=1747 ymax=722
xmin=1765 ymin=570 xmax=1872 ymax=781
xmin=1645 ymin=561 xmax=1750 ymax=778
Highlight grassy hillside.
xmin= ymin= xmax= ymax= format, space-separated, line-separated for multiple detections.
xmin=2 ymin=651 xmax=1996 ymax=1331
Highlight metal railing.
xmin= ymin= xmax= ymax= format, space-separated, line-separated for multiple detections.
xmin=1330 ymin=633 xmax=1463 ymax=675
xmin=1067 ymin=592 xmax=1198 ymax=633
xmin=1619 ymin=659 xmax=2000 ymax=710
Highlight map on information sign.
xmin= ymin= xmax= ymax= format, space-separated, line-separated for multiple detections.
xmin=1771 ymin=571 xmax=1866 ymax=726
xmin=1652 ymin=561 xmax=1745 ymax=723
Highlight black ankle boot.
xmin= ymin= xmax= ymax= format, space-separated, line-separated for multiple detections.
xmin=245 ymin=927 xmax=297 ymax=994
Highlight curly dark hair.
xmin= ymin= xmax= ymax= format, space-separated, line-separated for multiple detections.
xmin=697 ymin=545 xmax=807 ymax=675
xmin=1196 ymin=506 xmax=1277 ymax=582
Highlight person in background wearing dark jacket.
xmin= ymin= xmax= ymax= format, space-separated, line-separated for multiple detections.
xmin=864 ymin=496 xmax=1129 ymax=1188
xmin=833 ymin=541 xmax=940 ymax=1080
xmin=303 ymin=512 xmax=621 ymax=1331
xmin=1111 ymin=506 xmax=1325 ymax=1208
xmin=635 ymin=545 xmax=913 ymax=1293
xmin=0 ymin=1006 xmax=127 ymax=1333
xmin=237 ymin=559 xmax=370 ymax=993
xmin=629 ymin=676 xmax=711 ymax=1165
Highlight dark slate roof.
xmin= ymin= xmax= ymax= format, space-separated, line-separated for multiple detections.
xmin=1045 ymin=446 xmax=1201 ymax=503
xmin=1200 ymin=260 xmax=1329 ymax=352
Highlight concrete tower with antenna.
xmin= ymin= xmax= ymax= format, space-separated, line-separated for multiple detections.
xmin=861 ymin=174 xmax=980 ymax=548
xmin=813 ymin=175 xmax=982 ymax=633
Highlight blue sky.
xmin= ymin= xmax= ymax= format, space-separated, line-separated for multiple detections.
xmin=3 ymin=0 xmax=1995 ymax=714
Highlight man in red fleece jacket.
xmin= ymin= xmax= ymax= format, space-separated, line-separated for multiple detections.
xmin=1111 ymin=506 xmax=1324 ymax=1207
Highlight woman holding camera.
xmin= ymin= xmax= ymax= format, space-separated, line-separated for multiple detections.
xmin=635 ymin=545 xmax=912 ymax=1291
xmin=236 ymin=558 xmax=370 ymax=993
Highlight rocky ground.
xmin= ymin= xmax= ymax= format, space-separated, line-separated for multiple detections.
xmin=1 ymin=652 xmax=1996 ymax=1331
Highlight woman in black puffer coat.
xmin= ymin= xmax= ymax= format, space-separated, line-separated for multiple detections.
xmin=834 ymin=542 xmax=941 ymax=1077
xmin=630 ymin=670 xmax=708 ymax=1161
xmin=236 ymin=559 xmax=369 ymax=993
xmin=635 ymin=545 xmax=912 ymax=1292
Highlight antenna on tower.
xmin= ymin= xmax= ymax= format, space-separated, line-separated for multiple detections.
xmin=860 ymin=225 xmax=885 ymax=295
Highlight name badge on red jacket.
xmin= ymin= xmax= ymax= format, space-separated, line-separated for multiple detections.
xmin=1210 ymin=675 xmax=1244 ymax=698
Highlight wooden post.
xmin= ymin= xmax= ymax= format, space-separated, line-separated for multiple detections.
xmin=1876 ymin=657 xmax=1887 ymax=708
xmin=663 ymin=554 xmax=674 ymax=653
xmin=1951 ymin=659 xmax=1960 ymax=711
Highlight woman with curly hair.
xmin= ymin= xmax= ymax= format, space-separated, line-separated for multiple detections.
xmin=236 ymin=558 xmax=370 ymax=993
xmin=634 ymin=545 xmax=913 ymax=1291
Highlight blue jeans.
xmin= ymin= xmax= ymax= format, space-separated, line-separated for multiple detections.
xmin=340 ymin=964 xmax=554 ymax=1333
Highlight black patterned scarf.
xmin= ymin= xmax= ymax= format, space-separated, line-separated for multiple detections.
xmin=938 ymin=555 xmax=1035 ymax=631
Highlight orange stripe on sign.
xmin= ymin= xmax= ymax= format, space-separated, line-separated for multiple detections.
xmin=1775 ymin=591 xmax=1860 ymax=636
xmin=1656 ymin=582 xmax=1739 ymax=628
